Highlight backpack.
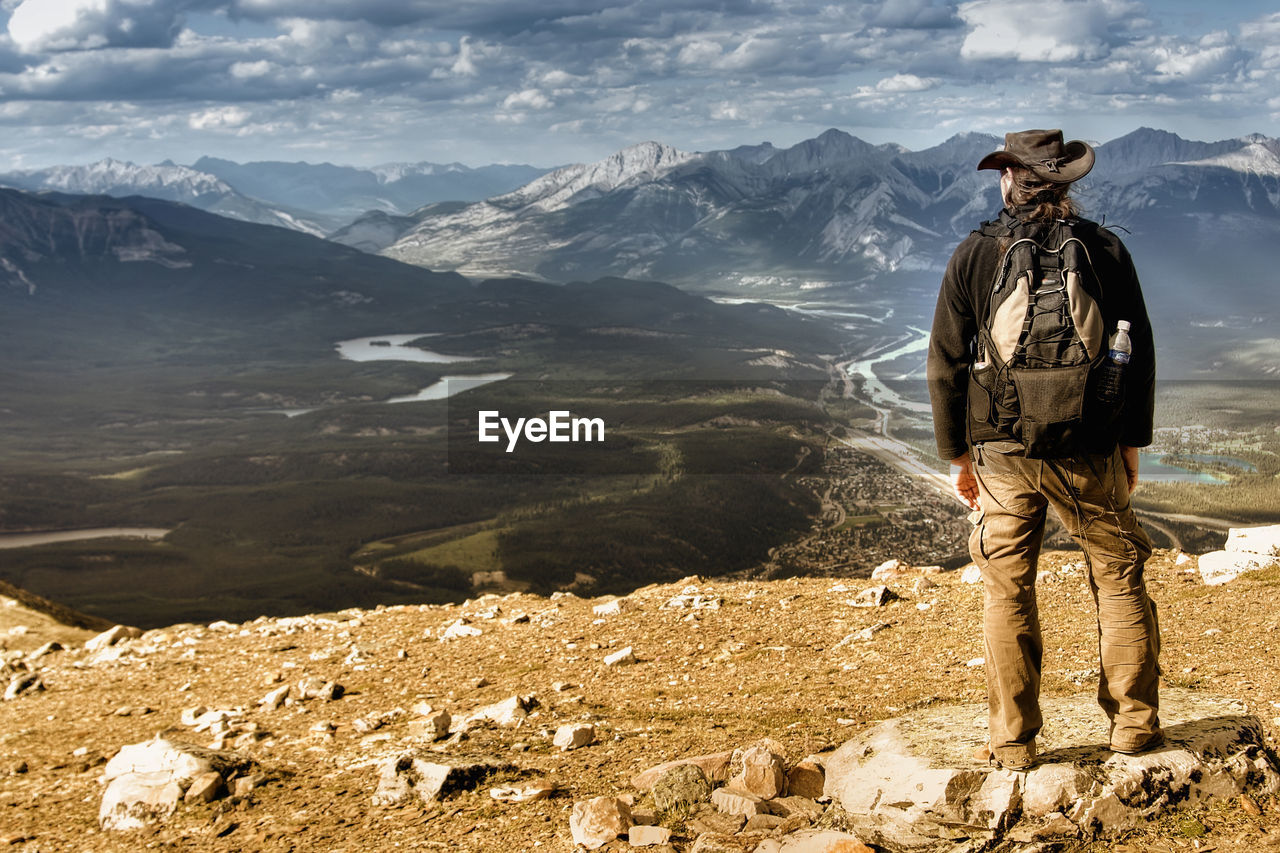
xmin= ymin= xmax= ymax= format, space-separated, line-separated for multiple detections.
xmin=967 ymin=217 xmax=1112 ymax=458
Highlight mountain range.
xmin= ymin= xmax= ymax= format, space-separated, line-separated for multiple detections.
xmin=338 ymin=127 xmax=1279 ymax=378
xmin=0 ymin=157 xmax=551 ymax=236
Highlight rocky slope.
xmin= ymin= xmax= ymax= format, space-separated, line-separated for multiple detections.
xmin=3 ymin=548 xmax=1280 ymax=851
xmin=0 ymin=160 xmax=339 ymax=237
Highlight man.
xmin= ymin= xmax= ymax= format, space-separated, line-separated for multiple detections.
xmin=926 ymin=129 xmax=1162 ymax=770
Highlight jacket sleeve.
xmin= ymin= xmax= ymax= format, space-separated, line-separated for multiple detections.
xmin=1112 ymin=239 xmax=1156 ymax=448
xmin=927 ymin=240 xmax=979 ymax=461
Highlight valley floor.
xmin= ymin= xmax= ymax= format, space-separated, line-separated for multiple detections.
xmin=2 ymin=550 xmax=1279 ymax=851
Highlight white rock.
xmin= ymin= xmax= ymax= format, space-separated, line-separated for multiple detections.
xmin=1198 ymin=550 xmax=1278 ymax=585
xmin=373 ymin=754 xmax=510 ymax=806
xmin=99 ymin=773 xmax=184 ymax=830
xmin=961 ymin=565 xmax=983 ymax=584
xmin=441 ymin=621 xmax=483 ymax=640
xmin=183 ymin=771 xmax=224 ymax=804
xmin=570 ymin=796 xmax=632 ymax=850
xmin=593 ymin=597 xmax=634 ymax=617
xmin=554 ymin=723 xmax=596 ymax=751
xmin=711 ymin=785 xmax=766 ymax=817
xmin=730 ymin=745 xmax=785 ymax=799
xmin=84 ymin=624 xmax=143 ymax=653
xmin=4 ymin=673 xmax=43 ymax=701
xmin=408 ymin=709 xmax=452 ymax=741
xmin=260 ymin=685 xmax=290 ymax=710
xmin=467 ymin=694 xmax=537 ymax=727
xmin=604 ymin=646 xmax=638 ymax=666
xmin=490 ymin=781 xmax=556 ymax=802
xmin=1226 ymin=524 xmax=1280 ymax=557
xmin=850 ymin=585 xmax=894 ymax=608
xmin=870 ymin=559 xmax=909 ymax=581
xmin=628 ymin=823 xmax=672 ymax=846
xmin=1175 ymin=551 xmax=1193 ymax=566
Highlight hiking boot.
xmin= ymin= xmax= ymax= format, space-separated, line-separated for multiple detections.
xmin=1111 ymin=730 xmax=1164 ymax=756
xmin=972 ymin=742 xmax=1036 ymax=770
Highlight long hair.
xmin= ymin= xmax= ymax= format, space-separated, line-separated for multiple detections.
xmin=1007 ymin=167 xmax=1081 ymax=221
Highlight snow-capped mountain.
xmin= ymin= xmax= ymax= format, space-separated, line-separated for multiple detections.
xmin=0 ymin=159 xmax=338 ymax=237
xmin=191 ymin=157 xmax=550 ymax=219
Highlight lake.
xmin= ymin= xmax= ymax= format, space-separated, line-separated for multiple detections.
xmin=1138 ymin=453 xmax=1257 ymax=485
xmin=0 ymin=528 xmax=170 ymax=550
xmin=335 ymin=333 xmax=472 ymax=364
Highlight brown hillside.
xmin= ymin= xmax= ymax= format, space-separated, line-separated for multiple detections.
xmin=1 ymin=549 xmax=1279 ymax=851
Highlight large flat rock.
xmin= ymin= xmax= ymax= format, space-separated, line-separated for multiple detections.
xmin=823 ymin=689 xmax=1280 ymax=852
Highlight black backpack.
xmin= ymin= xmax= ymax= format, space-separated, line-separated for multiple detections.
xmin=967 ymin=217 xmax=1114 ymax=457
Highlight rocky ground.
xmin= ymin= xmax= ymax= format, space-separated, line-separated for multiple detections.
xmin=3 ymin=548 xmax=1280 ymax=852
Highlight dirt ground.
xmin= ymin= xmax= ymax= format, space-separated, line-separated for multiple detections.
xmin=2 ymin=548 xmax=1280 ymax=852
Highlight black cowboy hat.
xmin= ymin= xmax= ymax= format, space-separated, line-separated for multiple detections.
xmin=977 ymin=129 xmax=1095 ymax=183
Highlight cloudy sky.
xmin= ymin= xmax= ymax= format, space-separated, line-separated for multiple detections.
xmin=0 ymin=0 xmax=1277 ymax=169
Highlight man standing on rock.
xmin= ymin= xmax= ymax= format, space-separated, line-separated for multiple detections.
xmin=926 ymin=129 xmax=1162 ymax=769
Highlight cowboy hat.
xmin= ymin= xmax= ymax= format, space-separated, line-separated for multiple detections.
xmin=977 ymin=129 xmax=1094 ymax=183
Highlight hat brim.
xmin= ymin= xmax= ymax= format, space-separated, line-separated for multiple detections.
xmin=976 ymin=139 xmax=1094 ymax=183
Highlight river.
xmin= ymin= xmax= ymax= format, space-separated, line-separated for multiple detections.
xmin=0 ymin=528 xmax=170 ymax=550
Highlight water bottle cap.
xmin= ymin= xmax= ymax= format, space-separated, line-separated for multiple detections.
xmin=1117 ymin=320 xmax=1131 ymax=331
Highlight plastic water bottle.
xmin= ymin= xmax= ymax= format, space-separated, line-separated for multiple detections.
xmin=1096 ymin=320 xmax=1132 ymax=404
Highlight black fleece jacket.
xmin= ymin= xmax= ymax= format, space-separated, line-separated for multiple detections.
xmin=926 ymin=206 xmax=1156 ymax=461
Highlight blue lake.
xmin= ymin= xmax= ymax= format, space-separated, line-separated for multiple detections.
xmin=1138 ymin=452 xmax=1257 ymax=485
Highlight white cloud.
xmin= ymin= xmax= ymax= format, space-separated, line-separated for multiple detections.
xmin=229 ymin=59 xmax=272 ymax=78
xmin=7 ymin=0 xmax=190 ymax=53
xmin=189 ymin=104 xmax=250 ymax=129
xmin=875 ymin=73 xmax=939 ymax=92
xmin=957 ymin=0 xmax=1138 ymax=63
xmin=501 ymin=88 xmax=551 ymax=110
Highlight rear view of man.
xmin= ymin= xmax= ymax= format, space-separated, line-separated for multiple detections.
xmin=927 ymin=129 xmax=1162 ymax=770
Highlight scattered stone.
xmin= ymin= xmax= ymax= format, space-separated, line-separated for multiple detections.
xmin=26 ymin=641 xmax=62 ymax=661
xmin=730 ymin=745 xmax=786 ymax=799
xmin=628 ymin=824 xmax=672 ymax=846
xmin=651 ymin=763 xmax=712 ymax=812
xmin=231 ymin=774 xmax=264 ymax=797
xmin=3 ymin=672 xmax=44 ymax=701
xmin=183 ymin=771 xmax=224 ymax=804
xmin=84 ymin=625 xmax=143 ymax=653
xmin=7 ymin=761 xmax=28 ymax=775
xmin=1175 ymin=551 xmax=1193 ymax=566
xmin=407 ymin=709 xmax=452 ymax=741
xmin=593 ymin=597 xmax=634 ymax=617
xmin=768 ymin=795 xmax=824 ymax=821
xmin=849 ymin=586 xmax=896 ymax=608
xmin=633 ymin=751 xmax=735 ymax=791
xmin=372 ymin=752 xmax=512 ymax=806
xmin=663 ymin=587 xmax=723 ymax=611
xmin=180 ymin=706 xmax=209 ymax=726
xmin=856 ymin=622 xmax=891 ymax=642
xmin=553 ymin=722 xmax=596 ymax=751
xmin=260 ymin=685 xmax=290 ymax=710
xmin=688 ymin=810 xmax=746 ymax=835
xmin=604 ymin=646 xmax=638 ymax=666
xmin=490 ymin=780 xmax=555 ymax=803
xmin=822 ymin=689 xmax=1280 ymax=849
xmin=631 ymin=806 xmax=658 ymax=825
xmin=768 ymin=830 xmax=874 ymax=852
xmin=912 ymin=576 xmax=937 ymax=594
xmin=687 ymin=831 xmax=754 ymax=852
xmin=785 ymin=759 xmax=825 ymax=802
xmin=99 ymin=737 xmax=249 ymax=831
xmin=296 ymin=678 xmax=343 ymax=701
xmin=466 ymin=694 xmax=538 ymax=728
xmin=743 ymin=814 xmax=788 ymax=833
xmin=441 ymin=620 xmax=483 ymax=641
xmin=570 ymin=795 xmax=632 ymax=850
xmin=352 ymin=709 xmax=403 ymax=734
xmin=712 ymin=787 xmax=766 ymax=817
xmin=870 ymin=559 xmax=909 ymax=582
xmin=960 ymin=565 xmax=982 ymax=584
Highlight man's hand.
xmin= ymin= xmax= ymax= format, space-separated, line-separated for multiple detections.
xmin=1120 ymin=444 xmax=1140 ymax=495
xmin=950 ymin=453 xmax=980 ymax=511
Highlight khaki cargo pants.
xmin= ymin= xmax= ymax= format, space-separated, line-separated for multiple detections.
xmin=971 ymin=442 xmax=1160 ymax=766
